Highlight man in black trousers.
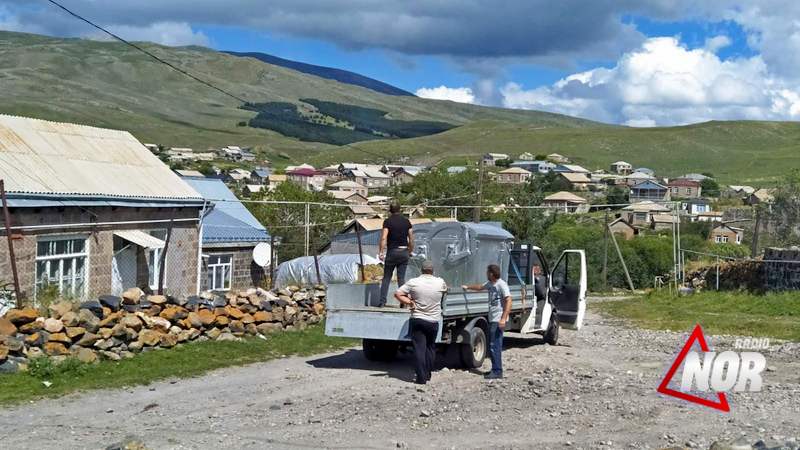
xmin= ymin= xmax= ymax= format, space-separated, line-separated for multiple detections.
xmin=378 ymin=202 xmax=413 ymax=307
xmin=394 ymin=260 xmax=447 ymax=384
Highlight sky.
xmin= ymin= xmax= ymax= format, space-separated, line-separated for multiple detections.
xmin=3 ymin=0 xmax=800 ymax=126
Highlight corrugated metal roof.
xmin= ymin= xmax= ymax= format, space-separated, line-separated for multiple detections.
xmin=182 ymin=177 xmax=269 ymax=244
xmin=0 ymin=115 xmax=202 ymax=202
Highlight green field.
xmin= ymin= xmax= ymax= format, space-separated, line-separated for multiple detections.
xmin=0 ymin=324 xmax=356 ymax=406
xmin=593 ymin=291 xmax=800 ymax=340
xmin=2 ymin=30 xmax=800 ymax=183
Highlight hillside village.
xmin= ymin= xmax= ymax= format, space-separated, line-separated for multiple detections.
xmin=151 ymin=141 xmax=773 ymax=248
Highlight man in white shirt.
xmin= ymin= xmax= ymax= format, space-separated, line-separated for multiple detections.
xmin=395 ymin=260 xmax=447 ymax=385
xmin=462 ymin=264 xmax=512 ymax=379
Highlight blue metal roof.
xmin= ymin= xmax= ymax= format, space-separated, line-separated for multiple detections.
xmin=182 ymin=177 xmax=269 ymax=244
xmin=631 ymin=180 xmax=667 ymax=190
xmin=252 ymin=168 xmax=271 ymax=178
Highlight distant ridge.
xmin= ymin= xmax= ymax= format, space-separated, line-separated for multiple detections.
xmin=225 ymin=51 xmax=414 ymax=96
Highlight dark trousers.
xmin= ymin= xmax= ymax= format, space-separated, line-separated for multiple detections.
xmin=379 ymin=248 xmax=409 ymax=305
xmin=488 ymin=322 xmax=504 ymax=375
xmin=410 ymin=318 xmax=439 ymax=383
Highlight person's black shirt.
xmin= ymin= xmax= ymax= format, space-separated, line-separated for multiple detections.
xmin=383 ymin=214 xmax=412 ymax=249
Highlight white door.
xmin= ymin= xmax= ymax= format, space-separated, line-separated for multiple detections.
xmin=549 ymin=250 xmax=587 ymax=330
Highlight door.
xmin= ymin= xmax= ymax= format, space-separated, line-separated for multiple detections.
xmin=549 ymin=250 xmax=587 ymax=330
xmin=520 ymin=248 xmax=550 ymax=333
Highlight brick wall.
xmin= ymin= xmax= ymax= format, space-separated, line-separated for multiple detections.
xmin=0 ymin=205 xmax=200 ymax=302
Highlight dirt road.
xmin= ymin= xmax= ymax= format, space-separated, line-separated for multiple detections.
xmin=1 ymin=303 xmax=798 ymax=449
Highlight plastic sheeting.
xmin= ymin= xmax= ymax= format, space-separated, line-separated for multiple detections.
xmin=275 ymin=254 xmax=380 ymax=289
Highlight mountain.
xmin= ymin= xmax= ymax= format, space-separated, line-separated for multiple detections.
xmin=224 ymin=51 xmax=414 ymax=96
xmin=0 ymin=30 xmax=798 ymax=184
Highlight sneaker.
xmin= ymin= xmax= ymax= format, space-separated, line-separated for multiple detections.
xmin=484 ymin=372 xmax=503 ymax=380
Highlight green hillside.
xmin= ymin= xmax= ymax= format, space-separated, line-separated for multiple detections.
xmin=1 ymin=30 xmax=799 ymax=184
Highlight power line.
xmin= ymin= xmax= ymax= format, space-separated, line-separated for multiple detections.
xmin=45 ymin=0 xmax=415 ymax=163
xmin=45 ymin=0 xmax=248 ymax=104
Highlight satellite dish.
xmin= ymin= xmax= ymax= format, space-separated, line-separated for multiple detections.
xmin=252 ymin=242 xmax=272 ymax=267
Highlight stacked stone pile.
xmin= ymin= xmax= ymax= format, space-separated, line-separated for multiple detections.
xmin=0 ymin=285 xmax=326 ymax=372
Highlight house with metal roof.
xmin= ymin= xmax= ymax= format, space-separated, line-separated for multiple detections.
xmin=629 ymin=180 xmax=670 ymax=203
xmin=182 ymin=176 xmax=270 ymax=292
xmin=0 ymin=115 xmax=205 ymax=301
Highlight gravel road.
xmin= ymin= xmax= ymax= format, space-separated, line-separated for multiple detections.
xmin=1 ymin=300 xmax=798 ymax=450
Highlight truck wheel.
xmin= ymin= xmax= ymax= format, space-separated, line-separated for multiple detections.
xmin=543 ymin=314 xmax=559 ymax=346
xmin=460 ymin=326 xmax=487 ymax=368
xmin=362 ymin=339 xmax=398 ymax=362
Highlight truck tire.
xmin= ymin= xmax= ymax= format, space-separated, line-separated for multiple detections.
xmin=460 ymin=326 xmax=487 ymax=368
xmin=362 ymin=339 xmax=398 ymax=362
xmin=543 ymin=313 xmax=559 ymax=346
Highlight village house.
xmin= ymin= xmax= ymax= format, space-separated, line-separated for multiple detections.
xmin=250 ymin=168 xmax=271 ymax=185
xmin=724 ymin=185 xmax=755 ymax=199
xmin=328 ymin=180 xmax=368 ymax=198
xmin=242 ymin=184 xmax=265 ymax=197
xmin=0 ymin=115 xmax=205 ymax=301
xmin=624 ymin=171 xmax=656 ymax=187
xmin=497 ymin=167 xmax=532 ymax=184
xmin=682 ymin=199 xmax=712 ymax=216
xmin=223 ymin=168 xmax=252 ymax=185
xmin=218 ymin=146 xmax=242 ymax=160
xmin=517 ymin=152 xmax=535 ymax=161
xmin=554 ymin=172 xmax=593 ymax=191
xmin=695 ymin=211 xmax=723 ymax=222
xmin=267 ymin=174 xmax=286 ymax=191
xmin=667 ymin=178 xmax=702 ymax=199
xmin=239 ymin=149 xmax=256 ymax=162
xmin=367 ymin=195 xmax=392 ymax=207
xmin=173 ymin=169 xmax=205 ymax=178
xmin=542 ymin=191 xmax=588 ymax=212
xmin=285 ymin=163 xmax=315 ymax=173
xmin=287 ymin=167 xmax=327 ymax=191
xmin=345 ymin=167 xmax=391 ymax=189
xmin=747 ymin=188 xmax=775 ymax=205
xmin=510 ymin=160 xmax=555 ymax=174
xmin=482 ymin=153 xmax=510 ymax=166
xmin=608 ymin=217 xmax=638 ymax=240
xmin=547 ymin=153 xmax=570 ymax=163
xmin=629 ymin=180 xmax=670 ymax=203
xmin=553 ymin=164 xmax=590 ymax=174
xmin=348 ymin=204 xmax=381 ymax=219
xmin=182 ymin=176 xmax=270 ymax=291
xmin=651 ymin=213 xmax=678 ymax=231
xmin=389 ymin=167 xmax=418 ymax=186
xmin=680 ymin=173 xmax=711 ymax=182
xmin=319 ymin=164 xmax=343 ymax=179
xmin=327 ymin=190 xmax=368 ymax=205
xmin=710 ymin=224 xmax=744 ymax=245
xmin=633 ymin=167 xmax=655 ymax=177
xmin=622 ymin=201 xmax=671 ymax=226
xmin=610 ymin=161 xmax=633 ymax=175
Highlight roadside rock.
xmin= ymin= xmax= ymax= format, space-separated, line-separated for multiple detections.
xmin=0 ymin=318 xmax=17 ymax=336
xmin=5 ymin=308 xmax=39 ymax=325
xmin=43 ymin=317 xmax=64 ymax=333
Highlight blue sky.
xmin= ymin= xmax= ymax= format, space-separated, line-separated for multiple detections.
xmin=2 ymin=0 xmax=800 ymax=126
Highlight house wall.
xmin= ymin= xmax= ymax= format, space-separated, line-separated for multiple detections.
xmin=200 ymin=245 xmax=265 ymax=292
xmin=609 ymin=223 xmax=636 ymax=240
xmin=0 ymin=206 xmax=200 ymax=302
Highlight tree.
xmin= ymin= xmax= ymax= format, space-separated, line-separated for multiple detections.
xmin=495 ymin=158 xmax=512 ymax=168
xmin=605 ymin=186 xmax=628 ymax=205
xmin=247 ymin=182 xmax=348 ymax=261
xmin=700 ymin=178 xmax=721 ymax=197
xmin=766 ymin=170 xmax=800 ymax=246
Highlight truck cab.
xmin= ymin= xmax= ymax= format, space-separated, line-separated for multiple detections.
xmin=324 ymin=221 xmax=587 ymax=367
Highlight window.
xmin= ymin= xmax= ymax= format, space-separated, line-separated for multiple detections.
xmin=207 ymin=254 xmax=233 ymax=291
xmin=736 ymin=234 xmax=742 ymax=244
xmin=715 ymin=235 xmax=729 ymax=243
xmin=35 ymin=236 xmax=89 ymax=299
xmin=147 ymin=230 xmax=168 ymax=289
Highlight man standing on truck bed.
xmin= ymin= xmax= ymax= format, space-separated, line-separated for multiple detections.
xmin=394 ymin=260 xmax=447 ymax=384
xmin=462 ymin=264 xmax=512 ymax=379
xmin=378 ymin=202 xmax=414 ymax=307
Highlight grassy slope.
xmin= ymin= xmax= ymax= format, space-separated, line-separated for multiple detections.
xmin=0 ymin=324 xmax=357 ymax=406
xmin=593 ymin=291 xmax=800 ymax=340
xmin=0 ymin=31 xmax=593 ymax=161
xmin=2 ymin=31 xmax=800 ymax=183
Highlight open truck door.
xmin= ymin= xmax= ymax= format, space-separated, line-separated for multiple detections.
xmin=549 ymin=250 xmax=587 ymax=330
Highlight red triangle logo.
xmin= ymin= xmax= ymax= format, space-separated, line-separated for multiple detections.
xmin=656 ymin=324 xmax=730 ymax=412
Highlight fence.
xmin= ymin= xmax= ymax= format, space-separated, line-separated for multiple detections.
xmin=2 ymin=195 xmax=692 ymax=307
xmin=680 ymin=247 xmax=800 ymax=292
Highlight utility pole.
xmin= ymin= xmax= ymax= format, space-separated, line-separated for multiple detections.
xmin=473 ymin=158 xmax=484 ymax=223
xmin=304 ymin=202 xmax=310 ymax=257
xmin=0 ymin=180 xmax=21 ymax=301
xmin=602 ymin=209 xmax=609 ymax=291
xmin=751 ymin=207 xmax=761 ymax=258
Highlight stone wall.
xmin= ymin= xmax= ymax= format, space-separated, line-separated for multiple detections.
xmin=0 ymin=285 xmax=326 ymax=372
xmin=763 ymin=247 xmax=800 ymax=291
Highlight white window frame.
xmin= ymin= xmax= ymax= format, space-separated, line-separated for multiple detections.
xmin=35 ymin=235 xmax=90 ymax=300
xmin=207 ymin=254 xmax=234 ymax=291
xmin=147 ymin=230 xmax=168 ymax=290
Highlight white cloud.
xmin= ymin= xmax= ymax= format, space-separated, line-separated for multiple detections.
xmin=415 ymin=85 xmax=475 ymax=104
xmin=500 ymin=36 xmax=800 ymax=126
xmin=704 ymin=35 xmax=731 ymax=53
xmin=90 ymin=22 xmax=209 ymax=47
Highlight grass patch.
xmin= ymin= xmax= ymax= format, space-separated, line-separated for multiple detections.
xmin=592 ymin=291 xmax=800 ymax=340
xmin=0 ymin=323 xmax=356 ymax=406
